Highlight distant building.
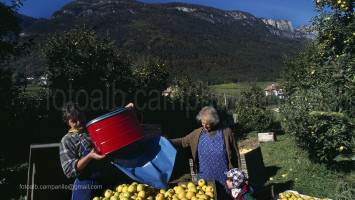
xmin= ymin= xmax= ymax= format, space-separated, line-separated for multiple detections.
xmin=26 ymin=77 xmax=34 ymax=81
xmin=264 ymin=83 xmax=284 ymax=99
xmin=39 ymin=75 xmax=48 ymax=85
xmin=162 ymin=86 xmax=179 ymax=98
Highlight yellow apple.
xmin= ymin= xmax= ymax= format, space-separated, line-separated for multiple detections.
xmin=138 ymin=191 xmax=147 ymax=198
xmin=110 ymin=196 xmax=119 ymax=200
xmin=155 ymin=193 xmax=165 ymax=200
xmin=164 ymin=191 xmax=173 ymax=198
xmin=187 ymin=182 xmax=195 ymax=188
xmin=186 ymin=191 xmax=195 ymax=199
xmin=201 ymin=185 xmax=207 ymax=192
xmin=122 ymin=185 xmax=129 ymax=193
xmin=136 ymin=184 xmax=144 ymax=192
xmin=128 ymin=185 xmax=137 ymax=193
xmin=205 ymin=186 xmax=213 ymax=193
xmin=105 ymin=189 xmax=113 ymax=198
xmin=198 ymin=179 xmax=206 ymax=187
xmin=123 ymin=192 xmax=132 ymax=198
xmin=177 ymin=191 xmax=186 ymax=199
xmin=205 ymin=191 xmax=214 ymax=198
xmin=116 ymin=185 xmax=123 ymax=192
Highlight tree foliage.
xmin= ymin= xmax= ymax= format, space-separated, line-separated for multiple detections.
xmin=0 ymin=1 xmax=21 ymax=61
xmin=235 ymin=82 xmax=274 ymax=134
xmin=280 ymin=0 xmax=354 ymax=166
xmin=131 ymin=56 xmax=169 ymax=92
xmin=42 ymin=28 xmax=133 ymax=110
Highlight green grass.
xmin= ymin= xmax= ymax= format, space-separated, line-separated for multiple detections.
xmin=259 ymin=133 xmax=354 ymax=199
xmin=209 ymin=82 xmax=275 ymax=97
xmin=21 ymin=85 xmax=42 ymax=97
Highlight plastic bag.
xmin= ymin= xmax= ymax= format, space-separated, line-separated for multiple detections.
xmin=108 ymin=135 xmax=176 ymax=189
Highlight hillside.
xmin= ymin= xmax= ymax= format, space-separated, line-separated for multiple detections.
xmin=15 ymin=0 xmax=315 ymax=83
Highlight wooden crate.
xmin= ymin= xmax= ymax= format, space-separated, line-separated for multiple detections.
xmin=240 ymin=146 xmax=265 ymax=183
xmin=258 ymin=132 xmax=275 ymax=142
xmin=177 ymin=180 xmax=218 ymax=200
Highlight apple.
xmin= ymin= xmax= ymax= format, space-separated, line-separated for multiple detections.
xmin=199 ymin=194 xmax=210 ymax=200
xmin=205 ymin=191 xmax=214 ymax=198
xmin=136 ymin=184 xmax=144 ymax=192
xmin=201 ymin=185 xmax=207 ymax=192
xmin=205 ymin=186 xmax=214 ymax=193
xmin=104 ymin=189 xmax=113 ymax=198
xmin=123 ymin=192 xmax=132 ymax=198
xmin=177 ymin=191 xmax=186 ymax=199
xmin=155 ymin=193 xmax=165 ymax=200
xmin=164 ymin=191 xmax=173 ymax=198
xmin=198 ymin=179 xmax=206 ymax=187
xmin=174 ymin=186 xmax=184 ymax=194
xmin=116 ymin=185 xmax=123 ymax=192
xmin=187 ymin=182 xmax=195 ymax=188
xmin=110 ymin=196 xmax=119 ymax=200
xmin=128 ymin=185 xmax=137 ymax=193
xmin=186 ymin=191 xmax=195 ymax=199
xmin=138 ymin=191 xmax=147 ymax=198
xmin=122 ymin=185 xmax=128 ymax=193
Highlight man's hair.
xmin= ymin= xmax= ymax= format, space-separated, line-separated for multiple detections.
xmin=61 ymin=102 xmax=84 ymax=124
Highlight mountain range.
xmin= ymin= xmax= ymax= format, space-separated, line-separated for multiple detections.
xmin=15 ymin=0 xmax=317 ymax=84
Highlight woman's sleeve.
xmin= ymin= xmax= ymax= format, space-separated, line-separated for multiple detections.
xmin=59 ymin=137 xmax=80 ymax=178
xmin=227 ymin=129 xmax=242 ymax=169
xmin=169 ymin=129 xmax=196 ymax=149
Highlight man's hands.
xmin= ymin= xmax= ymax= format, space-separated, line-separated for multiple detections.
xmin=125 ymin=103 xmax=134 ymax=108
xmin=76 ymin=149 xmax=106 ymax=172
xmin=88 ymin=149 xmax=106 ymax=160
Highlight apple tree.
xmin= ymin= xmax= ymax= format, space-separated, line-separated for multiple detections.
xmin=280 ymin=0 xmax=354 ymax=166
xmin=42 ymin=28 xmax=133 ymax=111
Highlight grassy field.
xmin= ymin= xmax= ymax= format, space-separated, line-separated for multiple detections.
xmin=21 ymin=85 xmax=42 ymax=97
xmin=243 ymin=132 xmax=355 ymax=199
xmin=209 ymin=82 xmax=275 ymax=97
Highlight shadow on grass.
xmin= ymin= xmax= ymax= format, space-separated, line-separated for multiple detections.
xmin=251 ymin=180 xmax=294 ymax=200
xmin=248 ymin=166 xmax=281 ymax=200
xmin=250 ymin=166 xmax=280 ymax=185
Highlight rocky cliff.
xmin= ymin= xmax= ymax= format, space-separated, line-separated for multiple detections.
xmin=262 ymin=18 xmax=317 ymax=40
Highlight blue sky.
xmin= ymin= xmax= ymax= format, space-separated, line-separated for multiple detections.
xmin=3 ymin=0 xmax=317 ymax=28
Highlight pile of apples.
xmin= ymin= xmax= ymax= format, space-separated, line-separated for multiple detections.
xmin=93 ymin=179 xmax=215 ymax=200
xmin=278 ymin=191 xmax=328 ymax=200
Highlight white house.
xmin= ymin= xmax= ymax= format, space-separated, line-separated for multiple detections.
xmin=39 ymin=75 xmax=48 ymax=85
xmin=264 ymin=83 xmax=284 ymax=99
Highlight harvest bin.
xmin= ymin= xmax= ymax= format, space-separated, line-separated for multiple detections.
xmin=86 ymin=107 xmax=144 ymax=155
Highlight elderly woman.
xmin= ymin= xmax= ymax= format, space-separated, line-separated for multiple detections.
xmin=170 ymin=106 xmax=241 ymax=186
